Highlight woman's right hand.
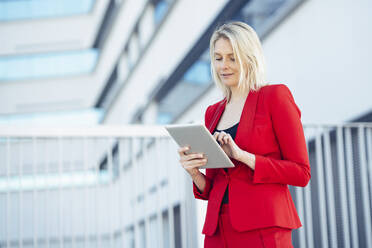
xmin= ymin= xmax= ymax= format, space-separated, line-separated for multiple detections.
xmin=178 ymin=146 xmax=207 ymax=177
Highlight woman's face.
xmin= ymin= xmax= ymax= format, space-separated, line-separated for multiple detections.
xmin=213 ymin=38 xmax=240 ymax=88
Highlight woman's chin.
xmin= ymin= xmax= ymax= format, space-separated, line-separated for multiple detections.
xmin=222 ymin=81 xmax=238 ymax=87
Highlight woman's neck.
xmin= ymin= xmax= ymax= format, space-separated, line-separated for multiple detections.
xmin=229 ymin=89 xmax=249 ymax=104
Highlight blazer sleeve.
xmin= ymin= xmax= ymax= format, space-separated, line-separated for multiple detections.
xmin=253 ymin=84 xmax=311 ymax=187
xmin=193 ymin=105 xmax=217 ymax=200
xmin=193 ymin=169 xmax=216 ymax=200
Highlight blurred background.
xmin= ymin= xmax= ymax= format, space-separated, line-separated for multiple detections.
xmin=0 ymin=0 xmax=371 ymax=247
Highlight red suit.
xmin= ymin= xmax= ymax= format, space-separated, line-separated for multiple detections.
xmin=193 ymin=84 xmax=311 ymax=247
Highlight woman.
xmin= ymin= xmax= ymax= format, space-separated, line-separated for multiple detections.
xmin=178 ymin=21 xmax=311 ymax=247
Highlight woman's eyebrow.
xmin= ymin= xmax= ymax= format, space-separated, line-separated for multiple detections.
xmin=214 ymin=52 xmax=234 ymax=56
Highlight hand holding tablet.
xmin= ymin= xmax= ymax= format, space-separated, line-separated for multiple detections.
xmin=165 ymin=123 xmax=235 ymax=169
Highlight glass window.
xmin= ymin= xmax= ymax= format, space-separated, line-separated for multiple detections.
xmin=233 ymin=0 xmax=287 ymax=30
xmin=154 ymin=0 xmax=169 ymax=25
xmin=0 ymin=49 xmax=99 ymax=81
xmin=156 ymin=49 xmax=212 ymax=124
xmin=156 ymin=112 xmax=172 ymax=124
xmin=0 ymin=0 xmax=96 ymax=21
xmin=183 ymin=60 xmax=211 ymax=85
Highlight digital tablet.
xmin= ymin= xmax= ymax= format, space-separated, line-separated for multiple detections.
xmin=165 ymin=123 xmax=235 ymax=169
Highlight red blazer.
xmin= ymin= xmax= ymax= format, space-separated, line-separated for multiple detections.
xmin=193 ymin=84 xmax=311 ymax=235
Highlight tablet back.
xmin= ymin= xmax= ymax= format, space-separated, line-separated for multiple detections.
xmin=165 ymin=124 xmax=234 ymax=169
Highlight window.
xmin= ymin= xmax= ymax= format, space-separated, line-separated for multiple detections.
xmin=0 ymin=0 xmax=95 ymax=21
xmin=156 ymin=49 xmax=212 ymax=124
xmin=0 ymin=49 xmax=99 ymax=81
xmin=153 ymin=0 xmax=170 ymax=25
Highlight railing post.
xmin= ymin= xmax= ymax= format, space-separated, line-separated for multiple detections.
xmin=345 ymin=127 xmax=359 ymax=248
xmin=83 ymin=137 xmax=88 ymax=248
xmin=46 ymin=140 xmax=50 ymax=248
xmin=366 ymin=128 xmax=372 ymax=218
xmin=358 ymin=126 xmax=372 ymax=247
xmin=107 ymin=137 xmax=113 ymax=248
xmin=315 ymin=127 xmax=329 ymax=248
xmin=336 ymin=126 xmax=351 ymax=248
xmin=94 ymin=138 xmax=101 ymax=248
xmin=58 ymin=137 xmax=64 ymax=248
xmin=155 ymin=138 xmax=164 ymax=248
xmin=32 ymin=137 xmax=38 ymax=247
xmin=6 ymin=137 xmax=10 ymax=248
xmin=131 ymin=137 xmax=140 ymax=248
xmin=323 ymin=128 xmax=338 ymax=247
xmin=303 ymin=133 xmax=314 ymax=248
xmin=295 ymin=186 xmax=306 ymax=247
xmin=166 ymin=139 xmax=175 ymax=248
xmin=179 ymin=155 xmax=188 ymax=248
xmin=19 ymin=139 xmax=23 ymax=248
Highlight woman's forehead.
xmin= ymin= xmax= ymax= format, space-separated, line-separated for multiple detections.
xmin=214 ymin=39 xmax=234 ymax=54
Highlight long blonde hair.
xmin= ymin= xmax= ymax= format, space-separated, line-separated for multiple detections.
xmin=209 ymin=21 xmax=267 ymax=102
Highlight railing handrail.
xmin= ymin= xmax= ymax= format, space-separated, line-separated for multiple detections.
xmin=0 ymin=125 xmax=170 ymax=137
xmin=302 ymin=122 xmax=372 ymax=128
xmin=0 ymin=122 xmax=371 ymax=137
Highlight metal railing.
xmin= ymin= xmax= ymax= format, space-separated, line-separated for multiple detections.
xmin=0 ymin=126 xmax=194 ymax=248
xmin=291 ymin=123 xmax=372 ymax=248
xmin=0 ymin=123 xmax=371 ymax=248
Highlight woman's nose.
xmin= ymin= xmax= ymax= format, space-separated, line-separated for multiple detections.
xmin=221 ymin=59 xmax=229 ymax=69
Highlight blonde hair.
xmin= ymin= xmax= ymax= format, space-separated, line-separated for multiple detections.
xmin=209 ymin=21 xmax=267 ymax=102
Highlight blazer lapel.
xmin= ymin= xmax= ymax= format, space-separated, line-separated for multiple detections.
xmin=230 ymin=90 xmax=259 ymax=174
xmin=207 ymin=99 xmax=227 ymax=133
xmin=206 ymin=90 xmax=260 ymax=174
xmin=235 ymin=89 xmax=259 ymax=149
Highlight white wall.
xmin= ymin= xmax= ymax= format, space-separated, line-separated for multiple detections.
xmin=262 ymin=0 xmax=372 ymax=124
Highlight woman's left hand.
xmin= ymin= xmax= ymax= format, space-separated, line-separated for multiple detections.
xmin=213 ymin=131 xmax=243 ymax=160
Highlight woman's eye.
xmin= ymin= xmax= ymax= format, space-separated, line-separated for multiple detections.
xmin=214 ymin=57 xmax=234 ymax=61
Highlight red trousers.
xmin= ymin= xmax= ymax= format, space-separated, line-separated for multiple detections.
xmin=204 ymin=204 xmax=294 ymax=248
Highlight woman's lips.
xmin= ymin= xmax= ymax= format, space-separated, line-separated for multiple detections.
xmin=221 ymin=73 xmax=233 ymax=78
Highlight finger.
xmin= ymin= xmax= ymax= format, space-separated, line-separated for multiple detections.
xmin=177 ymin=146 xmax=190 ymax=156
xmin=223 ymin=135 xmax=228 ymax=144
xmin=184 ymin=158 xmax=207 ymax=168
xmin=183 ymin=153 xmax=204 ymax=161
xmin=180 ymin=154 xmax=202 ymax=164
xmin=184 ymin=157 xmax=206 ymax=166
xmin=218 ymin=132 xmax=226 ymax=145
xmin=188 ymin=162 xmax=207 ymax=169
xmin=213 ymin=132 xmax=222 ymax=145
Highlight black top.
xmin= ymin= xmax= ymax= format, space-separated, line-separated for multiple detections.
xmin=214 ymin=122 xmax=239 ymax=204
